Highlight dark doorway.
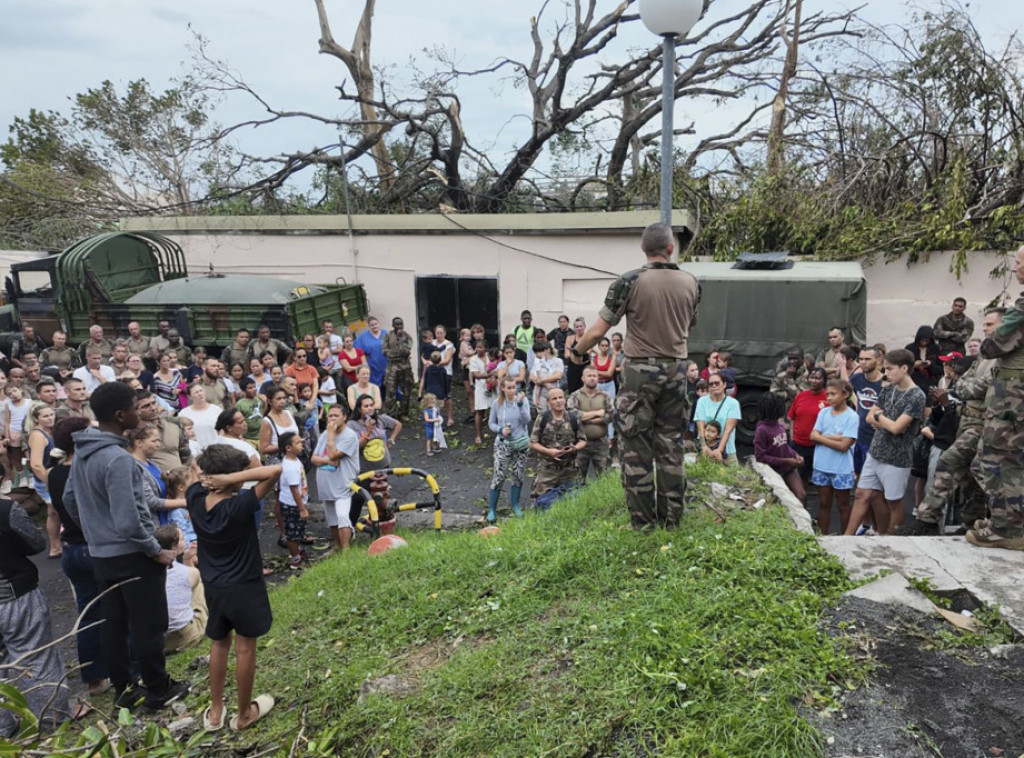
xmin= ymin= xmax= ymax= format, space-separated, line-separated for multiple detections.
xmin=415 ymin=276 xmax=500 ymax=347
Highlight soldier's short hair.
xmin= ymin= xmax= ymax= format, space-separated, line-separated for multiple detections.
xmin=985 ymin=306 xmax=1006 ymax=317
xmin=640 ymin=223 xmax=673 ymax=256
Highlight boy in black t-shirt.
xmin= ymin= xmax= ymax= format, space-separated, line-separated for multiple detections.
xmin=189 ymin=444 xmax=281 ymax=731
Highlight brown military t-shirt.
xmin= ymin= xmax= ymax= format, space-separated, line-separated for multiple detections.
xmin=599 ymin=263 xmax=699 ymax=359
xmin=566 ymin=388 xmax=613 ymax=440
xmin=201 ymin=378 xmax=229 ymax=408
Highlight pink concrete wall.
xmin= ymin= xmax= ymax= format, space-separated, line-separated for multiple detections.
xmin=862 ymin=250 xmax=1015 ymax=350
xmin=169 ymin=231 xmax=1018 ymax=350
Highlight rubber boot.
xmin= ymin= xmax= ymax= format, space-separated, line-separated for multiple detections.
xmin=487 ymin=488 xmax=500 ymax=524
xmin=510 ymin=485 xmax=524 ymax=517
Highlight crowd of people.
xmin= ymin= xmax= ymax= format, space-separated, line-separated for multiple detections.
xmin=750 ymin=286 xmax=1023 ymax=550
xmin=0 ymin=309 xmax=628 ymax=736
xmin=4 ymin=238 xmax=1024 ymax=739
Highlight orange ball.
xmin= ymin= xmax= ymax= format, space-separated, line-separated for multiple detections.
xmin=367 ymin=535 xmax=409 ymax=555
xmin=478 ymin=526 xmax=500 ymax=538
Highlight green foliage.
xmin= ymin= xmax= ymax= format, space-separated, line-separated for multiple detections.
xmin=695 ymin=157 xmax=1024 ymax=264
xmin=0 ymin=692 xmax=206 ymax=757
xmin=1 ymin=74 xmax=238 ymax=250
xmin=694 ymin=3 xmax=1024 ymax=265
xmin=171 ymin=471 xmax=859 ymax=756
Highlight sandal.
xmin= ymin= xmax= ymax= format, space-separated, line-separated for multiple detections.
xmin=72 ymin=702 xmax=92 ymax=721
xmin=230 ymin=695 xmax=275 ymax=730
xmin=300 ymin=535 xmax=315 ymax=545
xmin=203 ymin=705 xmax=225 ymax=732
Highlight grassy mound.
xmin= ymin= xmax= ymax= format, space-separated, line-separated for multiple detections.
xmin=184 ymin=467 xmax=857 ymax=756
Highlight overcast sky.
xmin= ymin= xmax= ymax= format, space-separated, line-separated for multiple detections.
xmin=0 ymin=0 xmax=1016 ymax=189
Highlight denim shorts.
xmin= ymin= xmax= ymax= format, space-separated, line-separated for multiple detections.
xmin=810 ymin=469 xmax=856 ymax=491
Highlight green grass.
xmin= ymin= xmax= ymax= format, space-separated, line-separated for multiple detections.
xmin=176 ymin=470 xmax=859 ymax=757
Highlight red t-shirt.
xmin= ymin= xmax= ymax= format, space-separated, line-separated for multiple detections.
xmin=787 ymin=389 xmax=828 ymax=447
xmin=338 ymin=348 xmax=365 ymax=382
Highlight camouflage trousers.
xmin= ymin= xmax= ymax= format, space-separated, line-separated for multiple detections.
xmin=916 ymin=421 xmax=986 ymax=526
xmin=577 ymin=437 xmax=610 ymax=480
xmin=531 ymin=458 xmax=580 ymax=498
xmin=614 ymin=358 xmax=688 ymax=529
xmin=384 ymin=361 xmax=414 ymax=417
xmin=970 ymin=376 xmax=1024 ymax=537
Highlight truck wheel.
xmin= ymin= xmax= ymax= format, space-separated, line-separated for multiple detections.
xmin=735 ymin=387 xmax=765 ymax=449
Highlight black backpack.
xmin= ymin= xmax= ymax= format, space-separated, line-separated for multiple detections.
xmin=536 ymin=409 xmax=580 ymax=440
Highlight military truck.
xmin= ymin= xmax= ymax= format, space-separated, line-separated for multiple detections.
xmin=682 ymin=255 xmax=867 ymax=445
xmin=0 ymin=231 xmax=369 ymax=350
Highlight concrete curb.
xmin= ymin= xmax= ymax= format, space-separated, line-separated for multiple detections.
xmin=746 ymin=460 xmax=1024 ymax=634
xmin=748 ymin=460 xmax=814 ymax=535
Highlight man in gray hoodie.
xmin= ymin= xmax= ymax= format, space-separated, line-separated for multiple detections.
xmin=64 ymin=382 xmax=189 ymax=711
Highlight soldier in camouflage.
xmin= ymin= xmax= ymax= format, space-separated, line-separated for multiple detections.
xmin=529 ymin=388 xmax=587 ymax=500
xmin=933 ymin=297 xmax=974 ymax=355
xmin=566 ymin=366 xmax=614 ymax=478
xmin=906 ymin=308 xmax=1002 ymax=535
xmin=968 ymin=245 xmax=1024 ymax=551
xmin=770 ymin=348 xmax=810 ymax=405
xmin=572 ymin=223 xmax=700 ymax=529
xmin=383 ymin=317 xmax=414 ymax=418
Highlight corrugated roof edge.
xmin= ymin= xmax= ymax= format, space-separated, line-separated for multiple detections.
xmin=119 ymin=210 xmax=695 ymax=235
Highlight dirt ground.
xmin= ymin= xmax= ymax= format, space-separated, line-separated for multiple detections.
xmin=812 ymin=596 xmax=1024 ymax=758
xmin=26 ymin=389 xmax=1024 ymax=756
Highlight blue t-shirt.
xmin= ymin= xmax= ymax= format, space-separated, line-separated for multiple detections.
xmin=693 ymin=395 xmax=742 ymax=456
xmin=355 ymin=329 xmax=388 ymax=386
xmin=849 ymin=373 xmax=883 ymax=447
xmin=811 ymin=406 xmax=859 ymax=475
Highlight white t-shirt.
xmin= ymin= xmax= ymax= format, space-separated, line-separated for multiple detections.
xmin=4 ymin=399 xmax=30 ymax=436
xmin=432 ymin=339 xmax=455 ymax=376
xmin=72 ymin=364 xmax=117 ymax=395
xmin=319 ymin=376 xmax=338 ymax=405
xmin=216 ymin=436 xmax=260 ymax=488
xmin=279 ymin=456 xmax=306 ymax=506
xmin=178 ymin=403 xmax=223 ymax=451
xmin=165 ymin=562 xmax=196 ymax=632
xmin=324 ymin=333 xmax=344 ymax=352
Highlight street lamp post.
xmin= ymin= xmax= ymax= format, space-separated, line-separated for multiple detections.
xmin=638 ymin=0 xmax=703 ymax=226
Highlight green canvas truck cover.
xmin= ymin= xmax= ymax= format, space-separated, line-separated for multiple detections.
xmin=681 ymin=260 xmax=867 ymax=385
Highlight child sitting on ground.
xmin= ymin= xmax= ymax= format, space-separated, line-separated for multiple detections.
xmin=277 ymin=432 xmax=309 ymax=570
xmin=701 ymin=420 xmax=728 ymax=462
xmin=190 ymin=444 xmax=282 ymax=731
xmin=155 ymin=524 xmax=208 ymax=653
xmin=422 ymin=393 xmax=442 ymax=456
xmin=163 ymin=466 xmax=199 ymax=567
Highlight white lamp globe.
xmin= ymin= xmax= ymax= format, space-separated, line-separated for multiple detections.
xmin=638 ymin=0 xmax=703 ymax=37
